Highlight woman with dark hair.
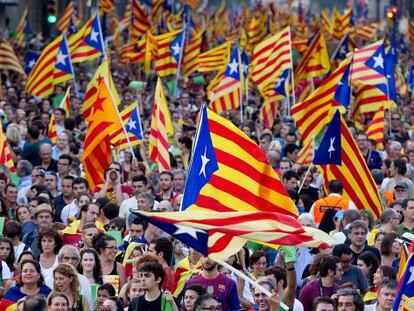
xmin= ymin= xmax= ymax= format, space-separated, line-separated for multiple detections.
xmin=102 ymin=296 xmax=124 ymax=311
xmin=39 ymin=228 xmax=63 ymax=281
xmin=357 ymin=251 xmax=380 ymax=286
xmin=78 ymin=248 xmax=103 ymax=285
xmin=380 ymin=232 xmax=401 ymax=268
xmin=0 ymin=236 xmax=15 ymax=274
xmin=364 ymin=265 xmax=397 ymax=304
xmin=94 ymin=234 xmax=126 ymax=291
xmin=2 ymin=259 xmax=51 ymax=305
xmin=181 ymin=284 xmax=206 ymax=311
xmin=386 ymin=159 xmax=414 ymax=197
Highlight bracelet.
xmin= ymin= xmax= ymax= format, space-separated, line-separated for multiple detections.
xmin=287 ymin=267 xmax=295 ymax=271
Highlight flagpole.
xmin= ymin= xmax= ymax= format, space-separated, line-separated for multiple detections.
xmin=298 ymin=164 xmax=313 ymax=193
xmin=237 ymin=45 xmax=244 ymax=123
xmin=173 ymin=25 xmax=187 ymax=99
xmin=219 ymin=261 xmax=289 ymax=310
xmin=288 ymin=27 xmax=296 ymax=115
xmin=63 ymin=33 xmax=79 ymax=98
xmin=104 ymin=78 xmax=137 ymax=161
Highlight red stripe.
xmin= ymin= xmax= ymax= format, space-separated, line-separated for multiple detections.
xmin=252 ymin=36 xmax=290 ymax=65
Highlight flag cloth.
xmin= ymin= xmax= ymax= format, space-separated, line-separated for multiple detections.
xmin=321 ymin=10 xmax=332 ymax=36
xmin=137 ymin=210 xmax=334 ymax=262
xmin=251 ymin=27 xmax=292 ymax=98
xmin=172 ymin=257 xmax=202 ymax=298
xmin=366 ymin=106 xmax=385 ymax=149
xmin=295 ymin=29 xmax=330 ymax=82
xmin=408 ymin=15 xmax=414 ymax=48
xmin=24 ymin=51 xmax=39 ymax=75
xmin=393 ymin=254 xmax=414 ymax=310
xmin=260 ymin=100 xmax=279 ymax=129
xmin=48 ymin=87 xmax=71 ymax=144
xmin=317 ymin=113 xmax=382 ymax=219
xmin=53 ymin=33 xmax=74 ymax=85
xmin=149 ymin=78 xmax=174 ymax=172
xmin=182 ymin=105 xmax=298 ymax=216
xmin=313 ymin=110 xmax=341 ymax=165
xmin=153 ymin=29 xmax=183 ymax=77
xmin=209 ymin=46 xmax=242 ymax=114
xmin=0 ymin=121 xmax=15 ymax=173
xmin=110 ymin=101 xmax=143 ymax=151
xmin=291 ymin=58 xmax=351 ymax=147
xmin=131 ymin=0 xmax=151 ymax=40
xmin=68 ymin=13 xmax=106 ymax=63
xmin=397 ymin=243 xmax=410 ymax=281
xmin=183 ymin=30 xmax=204 ymax=77
xmin=0 ymin=41 xmax=26 ymax=77
xmin=350 ymin=40 xmax=388 ymax=86
xmin=57 ymin=1 xmax=77 ymax=33
xmin=331 ymin=34 xmax=356 ymax=68
xmin=297 ymin=140 xmax=313 ymax=166
xmin=82 ymin=80 xmax=121 ymax=190
xmin=357 ymin=23 xmax=378 ymax=41
xmin=99 ymin=0 xmax=115 ymax=13
xmin=332 ymin=8 xmax=353 ymax=40
xmin=16 ymin=7 xmax=29 ymax=46
xmin=196 ymin=43 xmax=230 ymax=73
xmin=82 ymin=59 xmax=120 ymax=122
xmin=0 ymin=298 xmax=16 ymax=311
xmin=25 ymin=35 xmax=62 ymax=98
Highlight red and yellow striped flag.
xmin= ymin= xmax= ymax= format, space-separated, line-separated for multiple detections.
xmin=297 ymin=140 xmax=313 ymax=166
xmin=292 ymin=58 xmax=351 ymax=146
xmin=251 ymin=27 xmax=292 ymax=98
xmin=0 ymin=122 xmax=15 ymax=173
xmin=0 ymin=41 xmax=26 ymax=77
xmin=246 ymin=13 xmax=267 ymax=47
xmin=408 ymin=14 xmax=414 ymax=48
xmin=183 ymin=30 xmax=204 ymax=77
xmin=149 ymin=78 xmax=174 ymax=172
xmin=332 ymin=8 xmax=353 ymax=40
xmin=172 ymin=257 xmax=202 ymax=298
xmin=99 ymin=0 xmax=115 ymax=13
xmin=295 ymin=30 xmax=331 ymax=82
xmin=25 ymin=35 xmax=62 ymax=98
xmin=318 ymin=113 xmax=383 ymax=219
xmin=82 ymin=80 xmax=122 ymax=190
xmin=16 ymin=7 xmax=28 ymax=46
xmin=260 ymin=99 xmax=279 ymax=129
xmin=153 ymin=29 xmax=183 ymax=77
xmin=366 ymin=106 xmax=385 ymax=149
xmin=131 ymin=0 xmax=151 ymax=40
xmin=48 ymin=87 xmax=71 ymax=144
xmin=57 ymin=1 xmax=76 ymax=33
xmin=357 ymin=23 xmax=378 ymax=41
xmin=196 ymin=43 xmax=230 ymax=73
xmin=82 ymin=59 xmax=120 ymax=122
xmin=321 ymin=10 xmax=332 ymax=36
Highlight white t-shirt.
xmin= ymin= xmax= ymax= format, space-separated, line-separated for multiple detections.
xmin=60 ymin=200 xmax=78 ymax=224
xmin=13 ymin=242 xmax=30 ymax=263
xmin=40 ymin=256 xmax=59 ymax=281
xmin=1 ymin=261 xmax=12 ymax=280
xmin=119 ymin=196 xmax=138 ymax=227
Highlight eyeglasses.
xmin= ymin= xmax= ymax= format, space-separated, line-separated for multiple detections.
xmin=392 ymin=118 xmax=400 ymax=120
xmin=109 ymin=167 xmax=121 ymax=172
xmin=62 ymin=256 xmax=79 ymax=261
xmin=198 ymin=306 xmax=222 ymax=311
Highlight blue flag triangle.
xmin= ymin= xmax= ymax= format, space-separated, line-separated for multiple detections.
xmin=365 ymin=43 xmax=386 ymax=76
xmin=224 ymin=46 xmax=241 ymax=80
xmin=181 ymin=105 xmax=219 ymax=211
xmin=84 ymin=14 xmax=105 ymax=54
xmin=55 ymin=34 xmax=73 ymax=75
xmin=313 ymin=110 xmax=342 ymax=165
xmin=126 ymin=105 xmax=143 ymax=140
xmin=170 ymin=32 xmax=184 ymax=64
xmin=333 ymin=63 xmax=351 ymax=107
xmin=25 ymin=51 xmax=39 ymax=75
xmin=273 ymin=68 xmax=290 ymax=98
xmin=241 ymin=50 xmax=249 ymax=78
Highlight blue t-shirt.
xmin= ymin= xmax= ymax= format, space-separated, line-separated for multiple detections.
xmin=4 ymin=284 xmax=52 ymax=302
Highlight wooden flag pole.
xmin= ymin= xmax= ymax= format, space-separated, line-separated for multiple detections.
xmin=219 ymin=261 xmax=288 ymax=310
xmin=298 ymin=164 xmax=313 ymax=193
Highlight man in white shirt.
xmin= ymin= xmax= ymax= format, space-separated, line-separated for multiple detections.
xmin=365 ymin=280 xmax=397 ymax=311
xmin=119 ymin=175 xmax=148 ymax=227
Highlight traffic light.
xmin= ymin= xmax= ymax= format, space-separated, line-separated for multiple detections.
xmin=387 ymin=6 xmax=398 ymax=19
xmin=47 ymin=0 xmax=57 ymax=24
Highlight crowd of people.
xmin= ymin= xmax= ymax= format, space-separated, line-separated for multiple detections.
xmin=0 ymin=2 xmax=414 ymax=311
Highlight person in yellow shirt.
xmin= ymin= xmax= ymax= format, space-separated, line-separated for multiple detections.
xmin=62 ymin=202 xmax=105 ymax=234
xmin=367 ymin=208 xmax=399 ymax=246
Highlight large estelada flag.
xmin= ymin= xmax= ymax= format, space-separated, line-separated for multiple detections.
xmin=181 ymin=104 xmax=298 ymax=217
xmin=394 ymin=254 xmax=414 ymax=310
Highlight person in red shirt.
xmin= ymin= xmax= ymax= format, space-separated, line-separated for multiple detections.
xmin=148 ymin=237 xmax=175 ymax=292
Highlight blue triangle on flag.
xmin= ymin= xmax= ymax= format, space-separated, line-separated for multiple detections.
xmin=25 ymin=51 xmax=39 ymax=75
xmin=55 ymin=35 xmax=73 ymax=74
xmin=313 ymin=110 xmax=342 ymax=165
xmin=224 ymin=46 xmax=240 ymax=80
xmin=126 ymin=105 xmax=143 ymax=140
xmin=181 ymin=106 xmax=219 ymax=211
xmin=365 ymin=43 xmax=386 ymax=76
xmin=84 ymin=15 xmax=105 ymax=53
xmin=170 ymin=32 xmax=184 ymax=64
xmin=333 ymin=63 xmax=351 ymax=107
xmin=241 ymin=50 xmax=249 ymax=78
xmin=273 ymin=68 xmax=290 ymax=97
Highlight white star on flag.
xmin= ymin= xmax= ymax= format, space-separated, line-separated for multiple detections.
xmin=228 ymin=58 xmax=239 ymax=75
xmin=128 ymin=119 xmax=136 ymax=130
xmin=372 ymin=53 xmax=384 ymax=69
xmin=407 ymin=266 xmax=414 ymax=284
xmin=56 ymin=50 xmax=68 ymax=65
xmin=275 ymin=77 xmax=285 ymax=88
xmin=242 ymin=63 xmax=248 ymax=75
xmin=199 ymin=146 xmax=210 ymax=178
xmin=328 ymin=137 xmax=336 ymax=158
xmin=174 ymin=224 xmax=204 ymax=239
xmin=171 ymin=43 xmax=182 ymax=56
xmin=28 ymin=59 xmax=35 ymax=68
xmin=90 ymin=29 xmax=99 ymax=42
xmin=339 ymin=46 xmax=346 ymax=56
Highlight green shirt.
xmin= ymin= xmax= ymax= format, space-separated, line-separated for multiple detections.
xmin=397 ymin=223 xmax=414 ymax=237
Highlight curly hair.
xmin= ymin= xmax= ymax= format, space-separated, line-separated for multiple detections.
xmin=53 ymin=263 xmax=81 ymax=305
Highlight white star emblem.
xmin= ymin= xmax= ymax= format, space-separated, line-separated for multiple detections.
xmin=242 ymin=63 xmax=248 ymax=74
xmin=339 ymin=46 xmax=346 ymax=56
xmin=407 ymin=266 xmax=414 ymax=284
xmin=228 ymin=58 xmax=239 ymax=75
xmin=174 ymin=224 xmax=204 ymax=239
xmin=56 ymin=50 xmax=68 ymax=65
xmin=128 ymin=119 xmax=136 ymax=130
xmin=28 ymin=59 xmax=35 ymax=68
xmin=328 ymin=137 xmax=336 ymax=158
xmin=171 ymin=43 xmax=182 ymax=56
xmin=372 ymin=53 xmax=384 ymax=69
xmin=275 ymin=77 xmax=285 ymax=88
xmin=90 ymin=29 xmax=99 ymax=42
xmin=199 ymin=146 xmax=210 ymax=178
